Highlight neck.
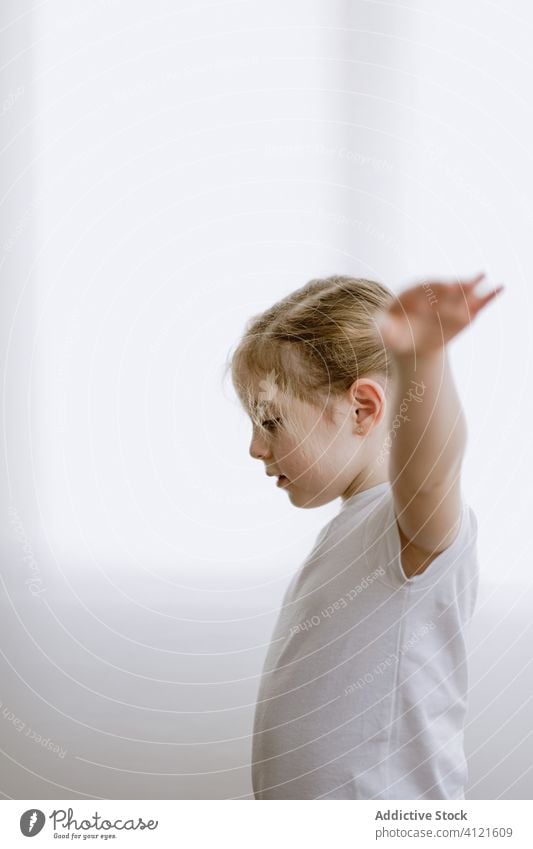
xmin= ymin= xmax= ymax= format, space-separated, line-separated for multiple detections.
xmin=341 ymin=469 xmax=389 ymax=501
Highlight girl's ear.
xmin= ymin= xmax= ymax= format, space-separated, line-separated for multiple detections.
xmin=346 ymin=377 xmax=388 ymax=431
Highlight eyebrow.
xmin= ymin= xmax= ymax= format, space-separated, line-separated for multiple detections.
xmin=252 ymin=402 xmax=281 ymax=419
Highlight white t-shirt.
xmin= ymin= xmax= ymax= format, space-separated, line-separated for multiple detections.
xmin=252 ymin=480 xmax=479 ymax=800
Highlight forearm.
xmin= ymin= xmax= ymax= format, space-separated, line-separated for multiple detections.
xmin=388 ymin=348 xmax=468 ymax=496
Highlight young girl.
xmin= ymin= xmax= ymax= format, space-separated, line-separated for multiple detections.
xmin=229 ymin=273 xmax=504 ymax=800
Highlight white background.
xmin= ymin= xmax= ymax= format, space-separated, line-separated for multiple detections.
xmin=0 ymin=0 xmax=531 ymax=799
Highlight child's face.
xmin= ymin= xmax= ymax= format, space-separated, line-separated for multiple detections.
xmin=248 ymin=389 xmax=381 ymax=509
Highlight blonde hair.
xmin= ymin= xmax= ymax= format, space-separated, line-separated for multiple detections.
xmin=226 ymin=275 xmax=397 ymax=445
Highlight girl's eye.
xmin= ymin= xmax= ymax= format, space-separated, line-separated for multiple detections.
xmin=261 ymin=418 xmax=282 ymax=431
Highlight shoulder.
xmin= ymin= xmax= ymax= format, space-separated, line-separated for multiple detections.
xmin=364 ymin=488 xmax=478 ymax=586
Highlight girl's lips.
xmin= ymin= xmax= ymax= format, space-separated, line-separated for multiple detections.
xmin=276 ymin=475 xmax=290 ymax=487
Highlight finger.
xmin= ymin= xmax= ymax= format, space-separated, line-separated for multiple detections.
xmin=421 ymin=272 xmax=485 ymax=285
xmin=417 ymin=275 xmax=484 ymax=299
xmin=473 ymin=284 xmax=505 ymax=311
xmin=460 ymin=272 xmax=486 ymax=289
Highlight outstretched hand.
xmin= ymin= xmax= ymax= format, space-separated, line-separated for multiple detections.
xmin=375 ymin=272 xmax=505 ymax=358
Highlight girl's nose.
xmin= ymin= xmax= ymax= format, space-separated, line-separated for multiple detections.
xmin=249 ymin=431 xmax=272 ymax=460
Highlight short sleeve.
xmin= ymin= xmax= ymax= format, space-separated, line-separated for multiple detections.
xmin=364 ymin=491 xmax=479 ymax=591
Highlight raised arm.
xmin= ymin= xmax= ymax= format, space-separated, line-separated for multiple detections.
xmin=376 ymin=273 xmax=504 ymax=577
